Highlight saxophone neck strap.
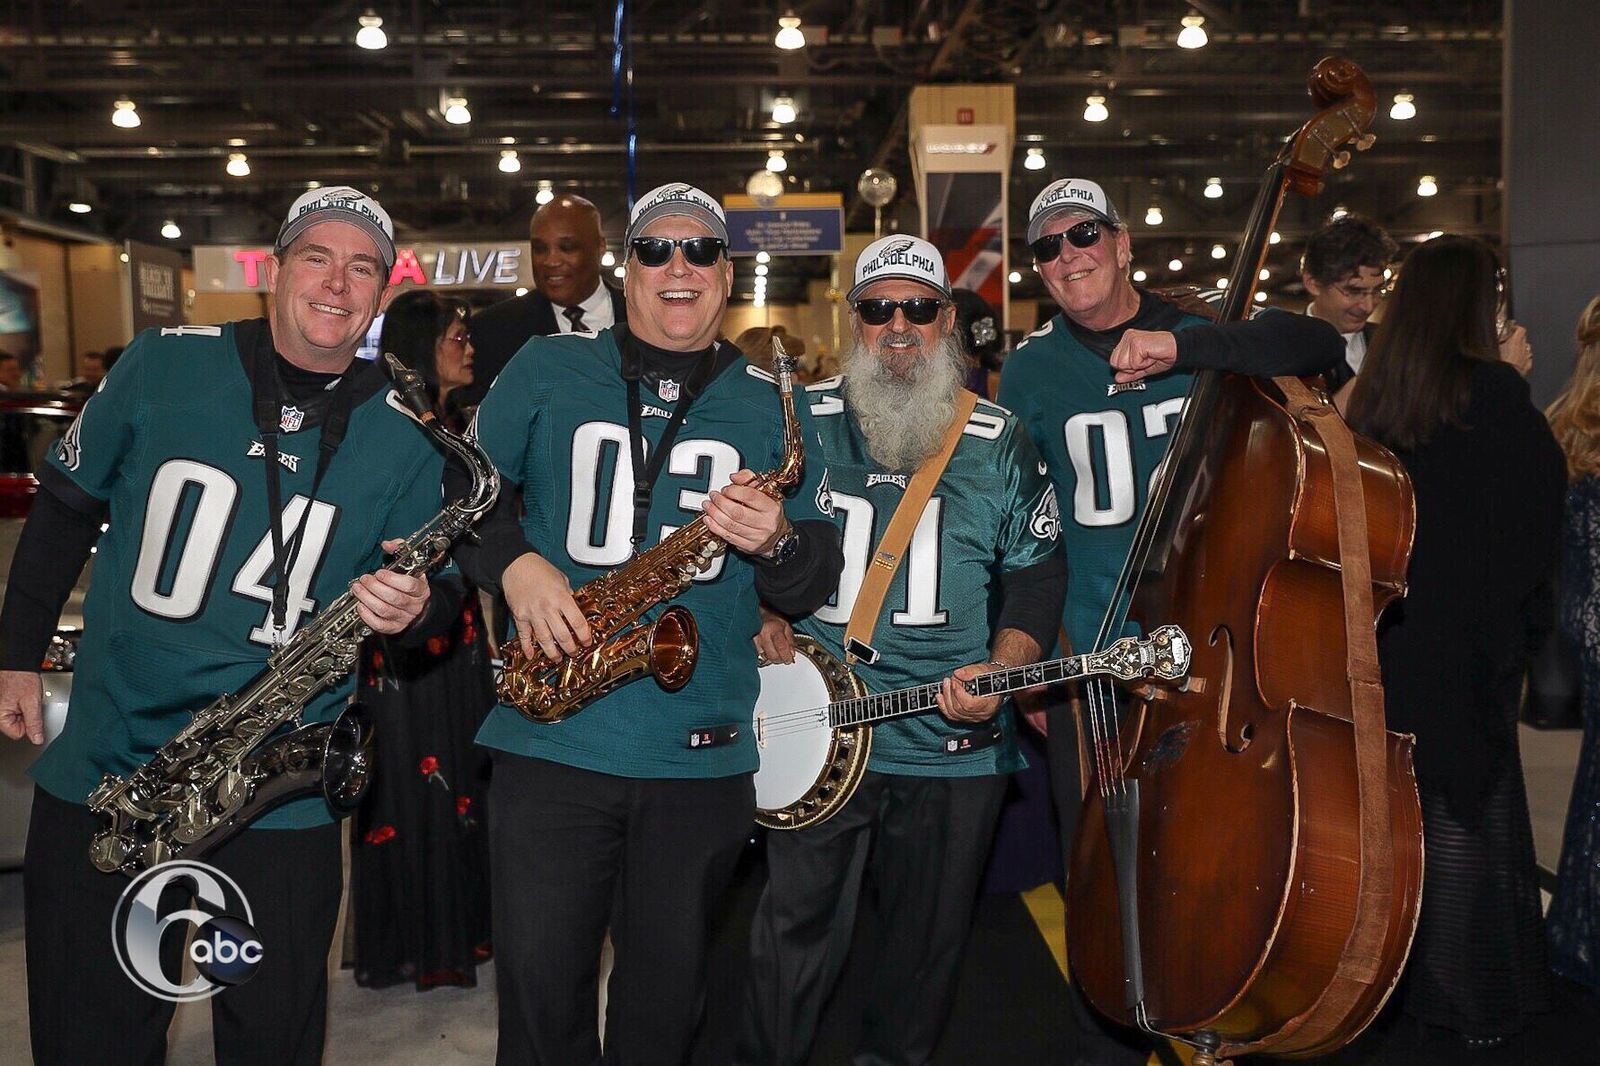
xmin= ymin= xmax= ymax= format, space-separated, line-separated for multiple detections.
xmin=619 ymin=327 xmax=721 ymax=550
xmin=842 ymin=389 xmax=979 ymax=665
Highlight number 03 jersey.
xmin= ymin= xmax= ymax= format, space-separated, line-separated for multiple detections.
xmin=470 ymin=327 xmax=833 ymax=779
xmin=794 ymin=379 xmax=1061 ymax=776
xmin=996 ymin=298 xmax=1208 ymax=655
xmin=30 ymin=320 xmax=448 ymax=827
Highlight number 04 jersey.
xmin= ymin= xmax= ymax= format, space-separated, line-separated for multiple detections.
xmin=30 ymin=320 xmax=448 ymax=828
xmin=794 ymin=379 xmax=1061 ymax=776
xmin=470 ymin=327 xmax=833 ymax=779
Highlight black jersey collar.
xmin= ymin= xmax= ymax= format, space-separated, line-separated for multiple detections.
xmin=1059 ymin=290 xmax=1191 ymax=363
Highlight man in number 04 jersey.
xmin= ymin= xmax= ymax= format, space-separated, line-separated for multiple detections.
xmin=738 ymin=236 xmax=1067 ymax=1065
xmin=0 ymin=187 xmax=445 ymax=1065
xmin=997 ymin=178 xmax=1344 ymax=1064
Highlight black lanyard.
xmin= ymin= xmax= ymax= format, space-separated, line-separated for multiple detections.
xmin=249 ymin=344 xmax=356 ymax=639
xmin=620 ymin=330 xmax=717 ymax=549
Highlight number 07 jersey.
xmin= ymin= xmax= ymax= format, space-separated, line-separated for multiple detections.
xmin=996 ymin=298 xmax=1209 ymax=655
xmin=793 ymin=379 xmax=1061 ymax=776
xmin=30 ymin=320 xmax=447 ymax=827
xmin=469 ymin=327 xmax=833 ymax=779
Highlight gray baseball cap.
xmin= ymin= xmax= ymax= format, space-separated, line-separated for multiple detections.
xmin=625 ymin=182 xmax=729 ymax=246
xmin=275 ymin=185 xmax=396 ymax=274
xmin=1026 ymin=178 xmax=1122 ymax=244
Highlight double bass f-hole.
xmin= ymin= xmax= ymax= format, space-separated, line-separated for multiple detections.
xmin=1208 ymin=625 xmax=1251 ymax=754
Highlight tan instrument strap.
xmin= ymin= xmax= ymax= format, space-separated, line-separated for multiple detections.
xmin=842 ymin=389 xmax=980 ymax=665
xmin=1225 ymin=376 xmax=1395 ymax=1058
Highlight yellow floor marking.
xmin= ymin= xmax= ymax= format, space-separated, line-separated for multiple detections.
xmin=1018 ymin=883 xmax=1195 ymax=1066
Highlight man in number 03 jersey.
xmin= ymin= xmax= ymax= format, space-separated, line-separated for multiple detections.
xmin=0 ymin=187 xmax=446 ymax=1065
xmin=452 ymin=183 xmax=843 ymax=1064
xmin=738 ymin=236 xmax=1067 ymax=1065
xmin=996 ymin=178 xmax=1344 ymax=1064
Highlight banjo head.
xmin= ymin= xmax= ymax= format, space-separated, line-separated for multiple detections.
xmin=754 ymin=635 xmax=870 ymax=830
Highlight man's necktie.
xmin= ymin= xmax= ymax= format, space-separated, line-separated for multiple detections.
xmin=563 ymin=306 xmax=587 ymax=332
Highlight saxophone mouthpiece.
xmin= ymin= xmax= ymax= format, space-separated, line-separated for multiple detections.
xmin=382 ymin=353 xmax=438 ymax=425
xmin=770 ymin=336 xmax=795 ymax=392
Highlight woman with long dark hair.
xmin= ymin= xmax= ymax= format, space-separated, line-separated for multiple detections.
xmin=1347 ymin=235 xmax=1566 ymax=1048
xmin=349 ymin=290 xmax=495 ymax=990
xmin=1545 ymin=294 xmax=1600 ymax=992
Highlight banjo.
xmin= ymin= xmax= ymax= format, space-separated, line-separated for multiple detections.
xmin=754 ymin=626 xmax=1192 ymax=830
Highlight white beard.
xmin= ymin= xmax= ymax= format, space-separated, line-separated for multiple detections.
xmin=841 ymin=331 xmax=968 ymax=472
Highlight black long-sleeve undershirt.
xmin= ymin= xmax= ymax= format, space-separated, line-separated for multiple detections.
xmin=0 ymin=485 xmax=102 ymax=671
xmin=996 ymin=554 xmax=1068 ymax=656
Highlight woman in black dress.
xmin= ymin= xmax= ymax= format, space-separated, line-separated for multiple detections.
xmin=349 ymin=292 xmax=496 ymax=989
xmin=1545 ymin=294 xmax=1600 ymax=990
xmin=1346 ymin=235 xmax=1566 ymax=1048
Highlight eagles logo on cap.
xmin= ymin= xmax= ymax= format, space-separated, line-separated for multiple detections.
xmin=846 ymin=234 xmax=952 ymax=302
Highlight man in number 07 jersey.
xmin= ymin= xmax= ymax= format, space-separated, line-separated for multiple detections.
xmin=739 ymin=236 xmax=1066 ymax=1065
xmin=997 ymin=178 xmax=1344 ymax=1064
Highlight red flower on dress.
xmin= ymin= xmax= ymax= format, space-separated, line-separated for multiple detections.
xmin=365 ymin=825 xmax=396 ymax=845
xmin=426 ymin=635 xmax=448 ymax=657
xmin=419 ymin=755 xmax=440 ymax=775
xmin=463 ymin=605 xmax=476 ymax=624
xmin=456 ymin=795 xmax=472 ymax=816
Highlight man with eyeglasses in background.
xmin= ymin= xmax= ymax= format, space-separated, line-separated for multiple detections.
xmin=996 ymin=177 xmax=1345 ymax=1065
xmin=1300 ymin=212 xmax=1398 ymax=392
xmin=447 ymin=181 xmax=842 ymax=1065
xmin=737 ymin=236 xmax=1066 ymax=1066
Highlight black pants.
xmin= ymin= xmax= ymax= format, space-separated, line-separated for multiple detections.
xmin=487 ymin=754 xmax=754 ymax=1066
xmin=1042 ymin=688 xmax=1154 ymax=1066
xmin=738 ymin=771 xmax=1007 ymax=1066
xmin=24 ymin=787 xmax=343 ymax=1066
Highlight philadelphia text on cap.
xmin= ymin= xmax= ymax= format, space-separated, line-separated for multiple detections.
xmin=863 ymin=239 xmax=937 ymax=279
xmin=294 ymin=193 xmax=387 ymax=230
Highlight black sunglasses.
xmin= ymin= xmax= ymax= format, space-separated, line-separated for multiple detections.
xmin=629 ymin=236 xmax=727 ymax=268
xmin=1029 ymin=219 xmax=1111 ymax=262
xmin=852 ymin=297 xmax=947 ymax=326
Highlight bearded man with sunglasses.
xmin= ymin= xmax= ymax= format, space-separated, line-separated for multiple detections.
xmin=738 ymin=236 xmax=1066 ymax=1066
xmin=996 ymin=178 xmax=1345 ymax=1066
xmin=448 ymin=181 xmax=842 ymax=1065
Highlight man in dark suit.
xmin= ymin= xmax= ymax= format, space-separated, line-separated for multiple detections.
xmin=1299 ymin=213 xmax=1397 ymax=393
xmin=459 ymin=193 xmax=626 ymax=405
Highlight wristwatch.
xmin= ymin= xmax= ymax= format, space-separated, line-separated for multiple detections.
xmin=763 ymin=522 xmax=800 ymax=565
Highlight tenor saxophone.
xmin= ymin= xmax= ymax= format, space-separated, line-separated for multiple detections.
xmin=498 ymin=345 xmax=805 ymax=723
xmin=86 ymin=355 xmax=500 ymax=876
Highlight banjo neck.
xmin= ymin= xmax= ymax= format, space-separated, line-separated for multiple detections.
xmin=825 ymin=626 xmax=1190 ymax=729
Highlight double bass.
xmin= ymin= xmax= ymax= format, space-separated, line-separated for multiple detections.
xmin=1065 ymin=58 xmax=1424 ymax=1063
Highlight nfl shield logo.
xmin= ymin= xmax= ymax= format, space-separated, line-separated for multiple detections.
xmin=279 ymin=405 xmax=305 ymax=432
xmin=658 ymin=378 xmax=681 ymax=402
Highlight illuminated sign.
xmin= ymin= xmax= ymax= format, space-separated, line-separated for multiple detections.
xmin=194 ymin=244 xmax=531 ymax=292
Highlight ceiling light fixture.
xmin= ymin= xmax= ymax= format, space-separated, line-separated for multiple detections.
xmin=535 ymin=179 xmax=554 ymax=205
xmin=443 ymin=95 xmax=472 ymax=125
xmin=1168 ymin=258 xmax=1184 ymax=271
xmin=1389 ymin=92 xmax=1416 ymax=121
xmin=1269 ymin=230 xmax=1282 ymax=244
xmin=111 ymin=98 xmax=141 ymax=128
xmin=1416 ymin=175 xmax=1438 ymax=197
xmin=774 ymin=14 xmax=805 ymax=50
xmin=1210 ymin=243 xmax=1226 ymax=259
xmin=613 ymin=265 xmax=627 ymax=279
xmin=160 ymin=219 xmax=181 ymax=240
xmin=355 ymin=11 xmax=387 ymax=50
xmin=771 ymin=96 xmax=797 ymax=124
xmin=1177 ymin=14 xmax=1208 ymax=49
xmin=1083 ymin=94 xmax=1109 ymax=123
xmin=225 ymin=152 xmax=250 ymax=177
xmin=1145 ymin=203 xmax=1164 ymax=226
xmin=68 ymin=201 xmax=92 ymax=214
xmin=601 ymin=250 xmax=616 ymax=268
xmin=766 ymin=150 xmax=788 ymax=173
xmin=498 ymin=150 xmax=521 ymax=174
xmin=1204 ymin=177 xmax=1223 ymax=199
xmin=755 ymin=264 xmax=769 ymax=277
xmin=1024 ymin=147 xmax=1047 ymax=170
xmin=1008 ymin=270 xmax=1023 ymax=284
xmin=1132 ymin=269 xmax=1148 ymax=282
xmin=1259 ymin=267 xmax=1272 ymax=281
xmin=756 ymin=251 xmax=771 ymax=264
xmin=1216 ymin=278 xmax=1229 ymax=289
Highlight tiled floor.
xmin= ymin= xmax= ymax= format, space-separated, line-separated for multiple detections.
xmin=0 ymin=724 xmax=1593 ymax=1064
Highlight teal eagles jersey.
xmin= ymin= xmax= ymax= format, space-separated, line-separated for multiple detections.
xmin=31 ymin=321 xmax=447 ymax=828
xmin=470 ymin=327 xmax=832 ymax=778
xmin=794 ymin=379 xmax=1061 ymax=777
xmin=997 ymin=305 xmax=1208 ymax=654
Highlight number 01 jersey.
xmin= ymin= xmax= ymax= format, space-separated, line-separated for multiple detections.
xmin=471 ymin=327 xmax=833 ymax=779
xmin=794 ymin=379 xmax=1061 ymax=776
xmin=30 ymin=321 xmax=447 ymax=828
xmin=996 ymin=298 xmax=1208 ymax=654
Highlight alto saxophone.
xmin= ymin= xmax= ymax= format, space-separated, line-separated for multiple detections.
xmin=498 ymin=345 xmax=805 ymax=723
xmin=86 ymin=355 xmax=500 ymax=876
